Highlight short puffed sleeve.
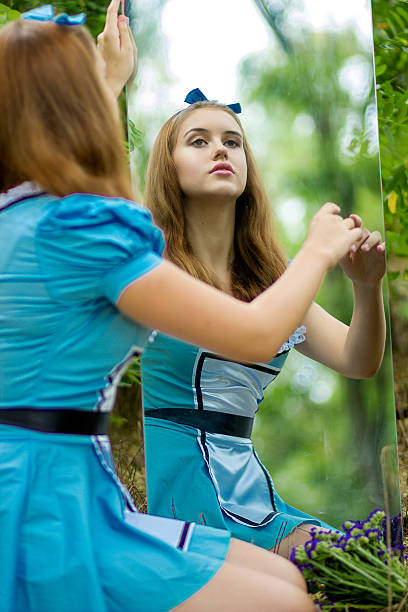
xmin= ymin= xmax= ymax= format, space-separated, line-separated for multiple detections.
xmin=36 ymin=194 xmax=165 ymax=304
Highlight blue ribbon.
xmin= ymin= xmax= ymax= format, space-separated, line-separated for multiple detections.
xmin=184 ymin=88 xmax=242 ymax=114
xmin=21 ymin=4 xmax=86 ymax=26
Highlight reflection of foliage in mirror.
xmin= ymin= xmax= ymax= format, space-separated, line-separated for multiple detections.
xmin=235 ymin=1 xmax=397 ymax=526
xmin=126 ymin=0 xmax=169 ymax=192
xmin=241 ymin=23 xmax=377 ymax=223
xmin=253 ymin=0 xmax=293 ymax=54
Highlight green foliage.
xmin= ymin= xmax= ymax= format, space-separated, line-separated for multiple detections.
xmin=128 ymin=119 xmax=144 ymax=153
xmin=119 ymin=355 xmax=141 ymax=387
xmin=241 ymin=25 xmax=378 ymax=223
xmin=126 ymin=0 xmax=170 ymax=194
xmin=6 ymin=0 xmax=106 ymax=38
xmin=0 ymin=2 xmax=20 ymax=24
xmin=373 ymin=0 xmax=408 ymax=275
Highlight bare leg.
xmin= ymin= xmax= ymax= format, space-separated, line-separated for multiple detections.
xmin=271 ymin=525 xmax=332 ymax=559
xmin=226 ymin=537 xmax=307 ymax=591
xmin=173 ymin=539 xmax=314 ymax=612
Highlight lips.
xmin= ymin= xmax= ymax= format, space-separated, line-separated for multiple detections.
xmin=210 ymin=163 xmax=234 ymax=174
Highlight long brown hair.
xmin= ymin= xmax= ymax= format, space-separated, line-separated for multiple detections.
xmin=0 ymin=19 xmax=133 ymax=199
xmin=145 ymin=101 xmax=287 ymax=301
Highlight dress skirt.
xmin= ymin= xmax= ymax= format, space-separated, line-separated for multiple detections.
xmin=0 ymin=424 xmax=230 ymax=612
xmin=144 ymin=418 xmax=334 ymax=550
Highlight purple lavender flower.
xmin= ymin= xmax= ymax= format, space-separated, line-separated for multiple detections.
xmin=365 ymin=508 xmax=385 ymax=523
xmin=380 ymin=512 xmax=403 ymax=552
xmin=364 ymin=528 xmax=381 ymax=542
xmin=305 ymin=539 xmax=319 ymax=559
xmin=291 ymin=509 xmax=408 ymax=610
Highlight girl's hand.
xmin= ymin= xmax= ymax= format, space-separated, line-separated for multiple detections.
xmin=339 ymin=214 xmax=386 ymax=287
xmin=303 ymin=202 xmax=363 ymax=270
xmin=97 ymin=0 xmax=138 ymax=98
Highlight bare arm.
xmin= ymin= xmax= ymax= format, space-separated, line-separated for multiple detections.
xmin=97 ymin=0 xmax=137 ymax=98
xmin=296 ymin=220 xmax=386 ymax=378
xmin=117 ymin=204 xmax=363 ymax=363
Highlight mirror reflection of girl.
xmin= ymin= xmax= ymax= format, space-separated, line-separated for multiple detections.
xmin=141 ymin=99 xmax=386 ymax=557
xmin=0 ymin=1 xmax=368 ymax=611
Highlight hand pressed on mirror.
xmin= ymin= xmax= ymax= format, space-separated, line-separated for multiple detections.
xmin=97 ymin=0 xmax=137 ymax=97
xmin=297 ymin=214 xmax=386 ymax=380
xmin=340 ymin=214 xmax=386 ymax=288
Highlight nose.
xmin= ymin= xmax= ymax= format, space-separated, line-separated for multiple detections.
xmin=212 ymin=140 xmax=228 ymax=160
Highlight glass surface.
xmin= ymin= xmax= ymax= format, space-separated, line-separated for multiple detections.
xmin=126 ymin=0 xmax=401 ymax=529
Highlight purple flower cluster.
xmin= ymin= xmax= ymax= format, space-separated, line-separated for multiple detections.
xmin=380 ymin=512 xmax=404 ymax=557
xmin=290 ymin=510 xmax=408 ymax=611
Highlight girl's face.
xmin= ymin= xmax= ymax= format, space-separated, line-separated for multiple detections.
xmin=172 ymin=108 xmax=247 ymax=203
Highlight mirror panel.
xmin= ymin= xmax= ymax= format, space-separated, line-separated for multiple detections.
xmin=126 ymin=0 xmax=401 ymax=529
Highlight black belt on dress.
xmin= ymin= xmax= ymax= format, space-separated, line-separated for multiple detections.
xmin=0 ymin=408 xmax=110 ymax=435
xmin=144 ymin=408 xmax=254 ymax=438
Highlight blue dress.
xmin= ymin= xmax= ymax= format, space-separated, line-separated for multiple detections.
xmin=141 ymin=331 xmax=333 ymax=550
xmin=0 ymin=182 xmax=230 ymax=612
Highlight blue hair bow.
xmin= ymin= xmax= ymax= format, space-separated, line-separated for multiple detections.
xmin=21 ymin=4 xmax=86 ymax=26
xmin=185 ymin=88 xmax=242 ymax=114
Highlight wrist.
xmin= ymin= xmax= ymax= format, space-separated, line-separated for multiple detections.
xmin=351 ymin=277 xmax=383 ymax=291
xmin=106 ymin=77 xmax=124 ymax=98
xmin=298 ymin=241 xmax=333 ymax=273
xmin=352 ymin=280 xmax=383 ymax=309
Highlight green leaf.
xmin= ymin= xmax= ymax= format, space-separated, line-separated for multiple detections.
xmin=391 ymin=10 xmax=406 ymax=31
xmin=128 ymin=119 xmax=144 ymax=153
xmin=375 ymin=64 xmax=387 ymax=76
xmin=0 ymin=3 xmax=20 ymax=24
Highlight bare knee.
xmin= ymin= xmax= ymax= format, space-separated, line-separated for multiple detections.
xmin=282 ymin=559 xmax=307 ymax=592
xmin=276 ymin=583 xmax=315 ymax=612
xmin=227 ymin=537 xmax=307 ymax=591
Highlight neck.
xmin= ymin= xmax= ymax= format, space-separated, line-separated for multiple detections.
xmin=184 ymin=195 xmax=236 ymax=292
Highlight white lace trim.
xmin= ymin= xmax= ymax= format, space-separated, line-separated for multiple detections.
xmin=0 ymin=181 xmax=43 ymax=210
xmin=278 ymin=325 xmax=306 ymax=354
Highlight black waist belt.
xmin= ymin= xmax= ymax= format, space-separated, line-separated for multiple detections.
xmin=144 ymin=408 xmax=254 ymax=438
xmin=0 ymin=408 xmax=110 ymax=435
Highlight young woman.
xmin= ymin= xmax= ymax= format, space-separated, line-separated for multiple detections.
xmin=140 ymin=98 xmax=386 ymax=558
xmin=0 ymin=3 xmax=366 ymax=611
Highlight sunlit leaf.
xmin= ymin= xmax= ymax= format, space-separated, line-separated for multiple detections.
xmin=388 ymin=190 xmax=398 ymax=213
